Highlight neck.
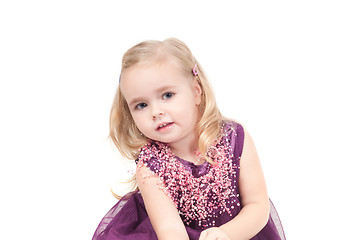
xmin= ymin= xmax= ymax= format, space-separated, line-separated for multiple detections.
xmin=169 ymin=135 xmax=200 ymax=163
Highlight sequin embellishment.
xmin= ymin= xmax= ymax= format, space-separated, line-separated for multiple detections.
xmin=137 ymin=123 xmax=239 ymax=228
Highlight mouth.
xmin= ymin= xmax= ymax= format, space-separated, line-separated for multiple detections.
xmin=156 ymin=122 xmax=174 ymax=131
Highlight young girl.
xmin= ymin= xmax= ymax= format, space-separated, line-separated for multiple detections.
xmin=93 ymin=38 xmax=285 ymax=240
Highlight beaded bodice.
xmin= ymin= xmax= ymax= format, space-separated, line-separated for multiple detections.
xmin=137 ymin=122 xmax=244 ymax=229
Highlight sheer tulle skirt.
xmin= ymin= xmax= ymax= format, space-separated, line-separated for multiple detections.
xmin=93 ymin=191 xmax=285 ymax=240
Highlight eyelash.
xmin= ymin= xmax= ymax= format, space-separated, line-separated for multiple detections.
xmin=134 ymin=92 xmax=174 ymax=110
xmin=135 ymin=102 xmax=147 ymax=110
xmin=162 ymin=92 xmax=174 ymax=100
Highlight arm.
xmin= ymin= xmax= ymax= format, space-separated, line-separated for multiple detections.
xmin=136 ymin=164 xmax=189 ymax=240
xmin=219 ymin=129 xmax=270 ymax=240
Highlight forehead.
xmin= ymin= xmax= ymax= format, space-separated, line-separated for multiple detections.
xmin=120 ymin=60 xmax=191 ymax=100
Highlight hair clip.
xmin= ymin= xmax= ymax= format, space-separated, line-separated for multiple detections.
xmin=192 ymin=64 xmax=199 ymax=76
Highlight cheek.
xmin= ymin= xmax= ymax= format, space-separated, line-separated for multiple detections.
xmin=129 ymin=112 xmax=142 ymax=126
xmin=131 ymin=112 xmax=151 ymax=131
xmin=175 ymin=99 xmax=199 ymax=119
xmin=131 ymin=114 xmax=143 ymax=125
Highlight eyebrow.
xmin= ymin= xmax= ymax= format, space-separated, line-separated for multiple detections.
xmin=128 ymin=97 xmax=145 ymax=107
xmin=128 ymin=85 xmax=176 ymax=107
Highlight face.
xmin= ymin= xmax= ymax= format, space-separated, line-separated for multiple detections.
xmin=120 ymin=60 xmax=202 ymax=149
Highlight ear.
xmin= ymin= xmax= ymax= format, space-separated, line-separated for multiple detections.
xmin=193 ymin=77 xmax=202 ymax=106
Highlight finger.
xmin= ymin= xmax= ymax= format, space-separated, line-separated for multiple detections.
xmin=203 ymin=230 xmax=229 ymax=240
xmin=202 ymin=230 xmax=217 ymax=240
xmin=199 ymin=229 xmax=209 ymax=240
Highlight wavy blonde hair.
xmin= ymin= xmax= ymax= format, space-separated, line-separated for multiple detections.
xmin=110 ymin=38 xmax=224 ymax=196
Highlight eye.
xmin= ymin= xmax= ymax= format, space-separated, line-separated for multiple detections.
xmin=162 ymin=92 xmax=174 ymax=100
xmin=135 ymin=102 xmax=147 ymax=110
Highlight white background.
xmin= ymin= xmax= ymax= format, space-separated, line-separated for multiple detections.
xmin=1 ymin=1 xmax=360 ymax=239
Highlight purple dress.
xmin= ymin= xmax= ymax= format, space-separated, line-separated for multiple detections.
xmin=93 ymin=122 xmax=285 ymax=240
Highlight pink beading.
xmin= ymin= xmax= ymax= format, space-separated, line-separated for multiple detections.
xmin=137 ymin=124 xmax=239 ymax=228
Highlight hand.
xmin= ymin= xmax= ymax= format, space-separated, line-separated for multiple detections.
xmin=199 ymin=227 xmax=230 ymax=240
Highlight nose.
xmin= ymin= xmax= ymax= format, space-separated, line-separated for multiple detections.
xmin=152 ymin=111 xmax=164 ymax=120
xmin=151 ymin=104 xmax=164 ymax=120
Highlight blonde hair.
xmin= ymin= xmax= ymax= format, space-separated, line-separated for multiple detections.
xmin=109 ymin=38 xmax=224 ymax=196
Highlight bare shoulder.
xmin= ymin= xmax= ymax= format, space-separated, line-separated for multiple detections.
xmin=242 ymin=128 xmax=258 ymax=161
xmin=230 ymin=121 xmax=256 ymax=160
xmin=135 ymin=162 xmax=158 ymax=186
xmin=135 ymin=163 xmax=169 ymax=205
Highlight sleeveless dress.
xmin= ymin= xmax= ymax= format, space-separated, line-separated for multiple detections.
xmin=93 ymin=122 xmax=285 ymax=240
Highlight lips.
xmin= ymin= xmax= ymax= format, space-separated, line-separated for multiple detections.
xmin=156 ymin=122 xmax=174 ymax=131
